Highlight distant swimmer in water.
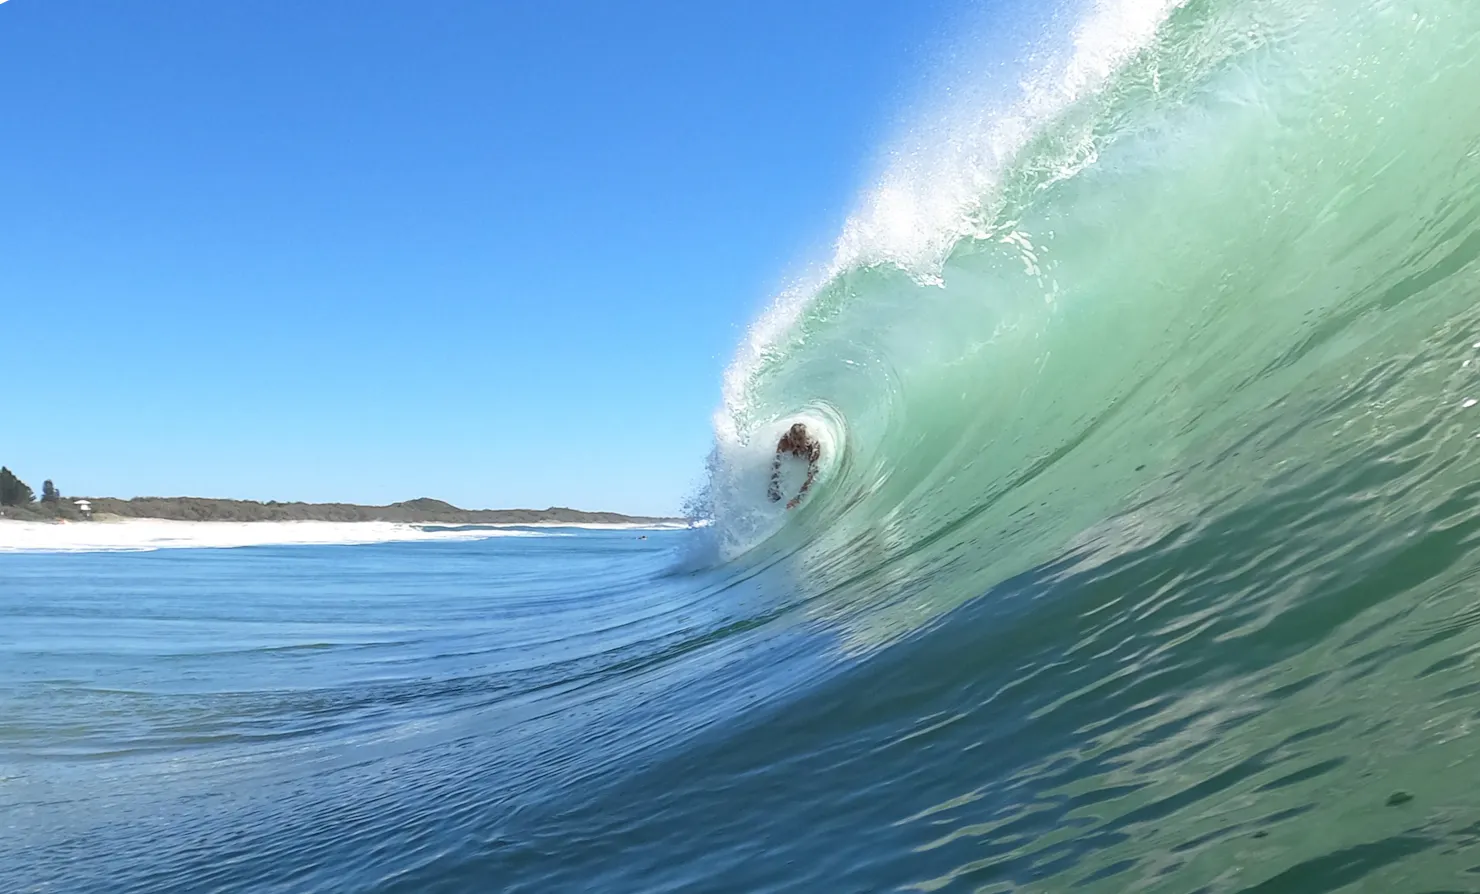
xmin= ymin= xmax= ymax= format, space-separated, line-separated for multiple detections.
xmin=769 ymin=422 xmax=821 ymax=510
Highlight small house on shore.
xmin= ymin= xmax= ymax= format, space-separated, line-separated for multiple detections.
xmin=74 ymin=499 xmax=92 ymax=518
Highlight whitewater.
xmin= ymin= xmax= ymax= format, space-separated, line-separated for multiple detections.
xmin=12 ymin=0 xmax=1480 ymax=890
xmin=0 ymin=519 xmax=691 ymax=553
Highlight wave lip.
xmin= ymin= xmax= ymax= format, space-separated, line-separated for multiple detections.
xmin=719 ymin=0 xmax=1190 ymax=436
xmin=705 ymin=0 xmax=1194 ymax=570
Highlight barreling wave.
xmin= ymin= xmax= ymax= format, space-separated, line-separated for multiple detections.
xmin=21 ymin=1 xmax=1480 ymax=892
xmin=704 ymin=0 xmax=1480 ymax=606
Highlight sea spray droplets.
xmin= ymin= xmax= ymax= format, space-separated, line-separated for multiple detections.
xmin=717 ymin=0 xmax=1188 ymax=462
xmin=832 ymin=0 xmax=1189 ymax=278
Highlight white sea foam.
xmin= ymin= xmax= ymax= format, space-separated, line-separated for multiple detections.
xmin=718 ymin=0 xmax=1185 ymax=432
xmin=489 ymin=521 xmax=692 ymax=531
xmin=837 ymin=0 xmax=1186 ymax=276
xmin=0 ymin=519 xmax=543 ymax=554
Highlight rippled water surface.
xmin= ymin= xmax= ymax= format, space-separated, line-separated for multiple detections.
xmin=7 ymin=507 xmax=1480 ymax=893
xmin=15 ymin=0 xmax=1480 ymax=889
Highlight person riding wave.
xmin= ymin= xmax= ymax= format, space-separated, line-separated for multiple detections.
xmin=768 ymin=422 xmax=820 ymax=510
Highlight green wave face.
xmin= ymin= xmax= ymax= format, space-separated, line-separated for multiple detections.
xmin=710 ymin=0 xmax=1480 ymax=634
xmin=696 ymin=3 xmax=1480 ymax=880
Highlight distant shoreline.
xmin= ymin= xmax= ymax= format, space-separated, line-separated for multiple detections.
xmin=0 ymin=517 xmax=687 ymax=553
xmin=0 ymin=496 xmax=686 ymax=527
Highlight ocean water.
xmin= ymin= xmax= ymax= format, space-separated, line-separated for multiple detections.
xmin=14 ymin=0 xmax=1480 ymax=889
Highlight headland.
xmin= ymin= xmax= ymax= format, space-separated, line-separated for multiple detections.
xmin=0 ymin=495 xmax=683 ymax=526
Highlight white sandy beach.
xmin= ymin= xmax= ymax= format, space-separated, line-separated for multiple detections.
xmin=490 ymin=521 xmax=693 ymax=530
xmin=0 ymin=515 xmax=694 ymax=553
xmin=0 ymin=519 xmax=548 ymax=553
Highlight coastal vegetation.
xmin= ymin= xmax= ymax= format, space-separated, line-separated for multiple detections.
xmin=77 ymin=497 xmax=679 ymax=525
xmin=0 ymin=468 xmax=87 ymax=521
xmin=0 ymin=467 xmax=678 ymax=525
xmin=0 ymin=467 xmax=34 ymax=507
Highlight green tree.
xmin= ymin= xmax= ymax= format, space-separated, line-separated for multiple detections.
xmin=42 ymin=480 xmax=60 ymax=503
xmin=0 ymin=468 xmax=34 ymax=506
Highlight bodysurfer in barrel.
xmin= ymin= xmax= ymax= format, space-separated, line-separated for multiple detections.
xmin=769 ymin=422 xmax=821 ymax=510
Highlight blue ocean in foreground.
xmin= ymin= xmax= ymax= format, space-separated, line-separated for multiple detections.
xmin=15 ymin=0 xmax=1480 ymax=888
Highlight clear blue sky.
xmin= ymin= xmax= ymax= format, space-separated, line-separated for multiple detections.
xmin=1 ymin=0 xmax=997 ymax=516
